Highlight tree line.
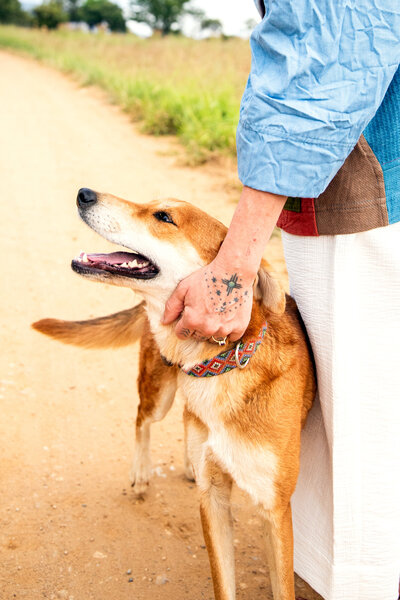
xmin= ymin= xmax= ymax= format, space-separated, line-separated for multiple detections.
xmin=0 ymin=0 xmax=225 ymax=35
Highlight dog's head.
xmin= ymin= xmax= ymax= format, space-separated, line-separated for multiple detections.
xmin=73 ymin=188 xmax=285 ymax=314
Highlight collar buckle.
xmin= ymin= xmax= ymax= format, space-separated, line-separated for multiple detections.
xmin=180 ymin=320 xmax=268 ymax=378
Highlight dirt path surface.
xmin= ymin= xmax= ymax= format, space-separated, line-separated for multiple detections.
xmin=0 ymin=51 xmax=321 ymax=600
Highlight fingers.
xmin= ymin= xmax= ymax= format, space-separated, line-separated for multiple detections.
xmin=175 ymin=323 xmax=246 ymax=343
xmin=175 ymin=325 xmax=209 ymax=342
xmin=163 ymin=281 xmax=187 ymax=325
xmin=175 ymin=311 xmax=244 ymax=343
xmin=175 ymin=314 xmax=215 ymax=341
xmin=227 ymin=327 xmax=246 ymax=343
xmin=192 ymin=331 xmax=210 ymax=342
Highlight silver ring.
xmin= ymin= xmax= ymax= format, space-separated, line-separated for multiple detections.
xmin=235 ymin=342 xmax=250 ymax=369
xmin=211 ymin=335 xmax=227 ymax=346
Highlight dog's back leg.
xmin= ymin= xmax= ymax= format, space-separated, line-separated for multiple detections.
xmin=263 ymin=504 xmax=295 ymax=600
xmin=130 ymin=327 xmax=178 ymax=496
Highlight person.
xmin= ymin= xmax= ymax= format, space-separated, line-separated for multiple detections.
xmin=163 ymin=1 xmax=400 ymax=599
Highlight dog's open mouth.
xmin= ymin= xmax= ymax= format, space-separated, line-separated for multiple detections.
xmin=71 ymin=251 xmax=159 ymax=279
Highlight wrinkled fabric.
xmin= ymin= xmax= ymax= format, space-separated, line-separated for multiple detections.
xmin=238 ymin=1 xmax=400 ymax=197
xmin=364 ymin=67 xmax=400 ymax=224
xmin=283 ymin=223 xmax=400 ymax=600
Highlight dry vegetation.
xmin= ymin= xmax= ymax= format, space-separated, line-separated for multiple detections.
xmin=0 ymin=26 xmax=252 ymax=162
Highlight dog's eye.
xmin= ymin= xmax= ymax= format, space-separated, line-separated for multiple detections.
xmin=153 ymin=211 xmax=176 ymax=226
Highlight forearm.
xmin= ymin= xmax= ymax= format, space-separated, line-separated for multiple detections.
xmin=238 ymin=2 xmax=399 ymax=197
xmin=215 ymin=186 xmax=287 ymax=282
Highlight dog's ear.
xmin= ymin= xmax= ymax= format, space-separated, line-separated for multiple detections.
xmin=253 ymin=259 xmax=286 ymax=315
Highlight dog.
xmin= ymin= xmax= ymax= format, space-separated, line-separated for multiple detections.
xmin=33 ymin=188 xmax=316 ymax=600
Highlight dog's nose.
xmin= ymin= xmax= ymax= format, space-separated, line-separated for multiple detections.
xmin=77 ymin=188 xmax=97 ymax=208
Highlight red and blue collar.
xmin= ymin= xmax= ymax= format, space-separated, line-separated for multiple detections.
xmin=180 ymin=321 xmax=268 ymax=378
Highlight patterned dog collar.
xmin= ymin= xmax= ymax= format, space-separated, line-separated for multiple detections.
xmin=181 ymin=321 xmax=268 ymax=378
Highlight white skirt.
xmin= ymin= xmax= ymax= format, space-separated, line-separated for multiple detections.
xmin=282 ymin=223 xmax=400 ymax=600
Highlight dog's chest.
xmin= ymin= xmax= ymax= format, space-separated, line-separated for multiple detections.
xmin=182 ymin=376 xmax=278 ymax=510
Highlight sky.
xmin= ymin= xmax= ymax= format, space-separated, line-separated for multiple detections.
xmin=125 ymin=0 xmax=260 ymax=37
xmin=188 ymin=1 xmax=259 ymax=36
xmin=23 ymin=0 xmax=260 ymax=36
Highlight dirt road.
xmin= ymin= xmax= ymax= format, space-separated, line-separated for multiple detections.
xmin=0 ymin=51 xmax=320 ymax=600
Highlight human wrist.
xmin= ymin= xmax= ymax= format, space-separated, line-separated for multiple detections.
xmin=212 ymin=249 xmax=258 ymax=285
xmin=214 ymin=186 xmax=287 ymax=281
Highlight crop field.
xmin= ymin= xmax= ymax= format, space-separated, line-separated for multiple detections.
xmin=0 ymin=26 xmax=252 ymax=162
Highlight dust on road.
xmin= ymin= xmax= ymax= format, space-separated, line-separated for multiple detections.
xmin=0 ymin=51 xmax=320 ymax=600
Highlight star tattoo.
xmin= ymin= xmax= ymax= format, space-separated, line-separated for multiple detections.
xmin=221 ymin=273 xmax=242 ymax=296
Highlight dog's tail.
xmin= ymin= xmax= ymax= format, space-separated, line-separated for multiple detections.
xmin=32 ymin=302 xmax=146 ymax=349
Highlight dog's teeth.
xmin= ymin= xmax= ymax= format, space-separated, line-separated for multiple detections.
xmin=121 ymin=262 xmax=128 ymax=267
xmin=142 ymin=261 xmax=149 ymax=267
xmin=82 ymin=253 xmax=88 ymax=263
xmin=128 ymin=260 xmax=137 ymax=268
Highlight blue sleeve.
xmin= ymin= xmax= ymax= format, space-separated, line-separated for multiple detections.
xmin=237 ymin=0 xmax=400 ymax=197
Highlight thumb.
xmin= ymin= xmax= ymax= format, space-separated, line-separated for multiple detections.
xmin=162 ymin=282 xmax=187 ymax=324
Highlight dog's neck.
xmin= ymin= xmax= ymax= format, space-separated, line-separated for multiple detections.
xmin=143 ymin=293 xmax=267 ymax=371
xmin=143 ymin=294 xmax=212 ymax=369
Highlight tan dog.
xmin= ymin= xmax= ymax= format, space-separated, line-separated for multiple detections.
xmin=33 ymin=189 xmax=316 ymax=600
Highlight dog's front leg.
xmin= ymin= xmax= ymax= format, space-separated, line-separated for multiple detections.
xmin=199 ymin=454 xmax=235 ymax=600
xmin=131 ymin=362 xmax=177 ymax=495
xmin=184 ymin=409 xmax=235 ymax=599
xmin=263 ymin=504 xmax=295 ymax=600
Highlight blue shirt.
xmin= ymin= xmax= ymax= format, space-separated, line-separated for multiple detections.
xmin=237 ymin=0 xmax=400 ymax=198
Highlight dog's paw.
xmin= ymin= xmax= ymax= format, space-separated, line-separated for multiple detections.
xmin=131 ymin=477 xmax=150 ymax=496
xmin=130 ymin=455 xmax=151 ymax=496
xmin=183 ymin=460 xmax=195 ymax=482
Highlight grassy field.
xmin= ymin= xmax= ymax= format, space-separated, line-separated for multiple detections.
xmin=0 ymin=26 xmax=252 ymax=162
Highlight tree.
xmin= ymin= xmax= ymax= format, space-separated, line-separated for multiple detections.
xmin=200 ymin=17 xmax=223 ymax=37
xmin=33 ymin=0 xmax=67 ymax=28
xmin=0 ymin=0 xmax=30 ymax=24
xmin=64 ymin=0 xmax=81 ymax=21
xmin=80 ymin=0 xmax=126 ymax=31
xmin=130 ymin=0 xmax=192 ymax=36
xmin=244 ymin=18 xmax=258 ymax=34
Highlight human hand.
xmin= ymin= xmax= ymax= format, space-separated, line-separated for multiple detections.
xmin=162 ymin=186 xmax=286 ymax=343
xmin=162 ymin=260 xmax=254 ymax=343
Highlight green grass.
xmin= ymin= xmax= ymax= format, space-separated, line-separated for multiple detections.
xmin=0 ymin=26 xmax=252 ymax=163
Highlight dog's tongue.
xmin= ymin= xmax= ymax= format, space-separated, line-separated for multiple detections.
xmin=84 ymin=252 xmax=138 ymax=265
